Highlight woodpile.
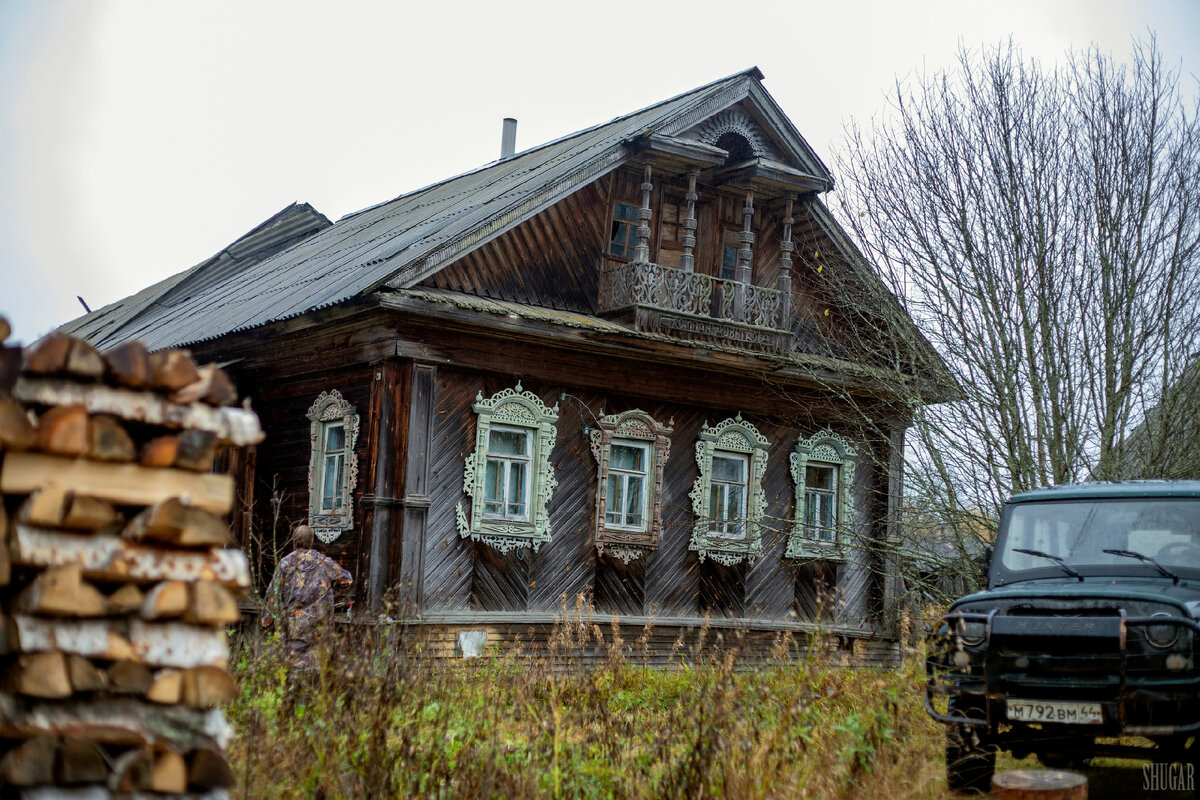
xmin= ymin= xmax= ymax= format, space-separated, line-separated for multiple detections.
xmin=0 ymin=321 xmax=263 ymax=798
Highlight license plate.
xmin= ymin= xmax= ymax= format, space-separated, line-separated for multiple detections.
xmin=1007 ymin=699 xmax=1103 ymax=724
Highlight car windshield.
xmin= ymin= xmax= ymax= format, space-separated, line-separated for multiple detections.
xmin=999 ymin=498 xmax=1200 ymax=576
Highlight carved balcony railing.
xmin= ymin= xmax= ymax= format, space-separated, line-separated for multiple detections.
xmin=598 ymin=260 xmax=791 ymax=354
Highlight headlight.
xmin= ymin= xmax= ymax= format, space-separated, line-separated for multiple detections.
xmin=1145 ymin=612 xmax=1180 ymax=649
xmin=955 ymin=618 xmax=987 ymax=646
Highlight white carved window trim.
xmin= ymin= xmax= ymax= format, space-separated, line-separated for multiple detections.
xmin=688 ymin=414 xmax=770 ymax=566
xmin=788 ymin=428 xmax=857 ymax=561
xmin=590 ymin=410 xmax=673 ymax=564
xmin=456 ymin=383 xmax=559 ymax=555
xmin=306 ymin=390 xmax=360 ymax=543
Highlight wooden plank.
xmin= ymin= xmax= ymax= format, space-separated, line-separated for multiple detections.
xmin=1 ymin=453 xmax=233 ymax=515
xmin=364 ymin=359 xmax=401 ymax=609
xmin=0 ymin=395 xmax=37 ymax=450
xmin=9 ymin=525 xmax=250 ymax=587
xmin=5 ymin=651 xmax=73 ymax=698
xmin=0 ymin=696 xmax=228 ymax=750
xmin=122 ymin=499 xmax=229 ymax=548
xmin=9 ymin=615 xmax=228 ymax=668
xmin=17 ymin=564 xmax=110 ymax=617
xmin=0 ymin=735 xmax=57 ymax=785
xmin=399 ymin=361 xmax=435 ymax=610
xmin=12 ymin=377 xmax=264 ymax=445
xmin=19 ymin=787 xmax=232 ymax=800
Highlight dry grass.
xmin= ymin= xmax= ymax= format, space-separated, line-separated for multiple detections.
xmin=227 ymin=607 xmax=957 ymax=799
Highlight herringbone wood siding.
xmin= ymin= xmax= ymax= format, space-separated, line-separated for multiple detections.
xmin=415 ymin=367 xmax=885 ymax=630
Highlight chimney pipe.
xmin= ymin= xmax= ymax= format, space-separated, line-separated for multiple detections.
xmin=501 ymin=118 xmax=517 ymax=159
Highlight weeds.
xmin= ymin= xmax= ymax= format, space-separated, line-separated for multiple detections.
xmin=227 ymin=601 xmax=952 ymax=799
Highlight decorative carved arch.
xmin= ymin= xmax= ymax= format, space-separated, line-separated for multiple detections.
xmin=788 ymin=428 xmax=857 ymax=561
xmin=590 ymin=409 xmax=674 ymax=563
xmin=685 ymin=108 xmax=781 ymax=160
xmin=456 ymin=383 xmax=560 ymax=554
xmin=306 ymin=390 xmax=360 ymax=543
xmin=688 ymin=414 xmax=771 ymax=565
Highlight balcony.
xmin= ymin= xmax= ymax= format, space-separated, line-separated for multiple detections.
xmin=597 ymin=260 xmax=791 ymax=354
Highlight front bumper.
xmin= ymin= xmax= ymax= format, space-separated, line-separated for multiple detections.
xmin=926 ymin=610 xmax=1200 ymax=736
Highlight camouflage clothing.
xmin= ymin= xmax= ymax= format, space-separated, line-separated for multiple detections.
xmin=260 ymin=549 xmax=352 ymax=670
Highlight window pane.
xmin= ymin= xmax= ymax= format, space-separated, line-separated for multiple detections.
xmin=615 ymin=202 xmax=639 ymax=222
xmin=805 ymin=490 xmax=821 ymax=525
xmin=626 ymin=476 xmax=643 ymax=525
xmin=484 ymin=459 xmax=502 ymax=503
xmin=322 ymin=453 xmax=342 ymax=510
xmin=712 ymin=454 xmax=744 ymax=483
xmin=807 ymin=465 xmax=834 ymax=491
xmin=611 ymin=443 xmax=645 ymax=472
xmin=325 ymin=423 xmax=345 ymax=452
xmin=507 ymin=461 xmax=527 ymax=516
xmin=728 ymin=485 xmax=744 ymax=519
xmin=489 ymin=428 xmax=528 ymax=456
xmin=709 ymin=485 xmax=723 ymax=520
xmin=606 ymin=473 xmax=623 ymax=515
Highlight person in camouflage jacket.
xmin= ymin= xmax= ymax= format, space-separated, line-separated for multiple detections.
xmin=260 ymin=524 xmax=352 ymax=670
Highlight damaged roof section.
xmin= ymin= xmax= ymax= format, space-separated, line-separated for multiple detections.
xmin=62 ymin=203 xmax=331 ymax=349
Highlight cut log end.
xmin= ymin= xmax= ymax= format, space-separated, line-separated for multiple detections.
xmin=991 ymin=769 xmax=1088 ymax=800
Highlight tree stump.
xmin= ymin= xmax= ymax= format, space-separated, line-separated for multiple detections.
xmin=992 ymin=769 xmax=1088 ymax=799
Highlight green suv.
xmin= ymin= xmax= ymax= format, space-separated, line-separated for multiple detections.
xmin=926 ymin=482 xmax=1200 ymax=793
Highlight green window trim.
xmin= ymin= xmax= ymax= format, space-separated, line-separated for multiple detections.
xmin=788 ymin=428 xmax=857 ymax=561
xmin=590 ymin=410 xmax=674 ymax=564
xmin=306 ymin=390 xmax=360 ymax=544
xmin=688 ymin=414 xmax=770 ymax=566
xmin=456 ymin=383 xmax=559 ymax=554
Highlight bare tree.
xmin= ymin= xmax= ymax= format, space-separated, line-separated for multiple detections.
xmin=833 ymin=37 xmax=1200 ymax=543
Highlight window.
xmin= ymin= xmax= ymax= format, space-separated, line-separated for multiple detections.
xmin=606 ymin=441 xmax=649 ymax=529
xmin=720 ymin=228 xmax=740 ymax=280
xmin=788 ymin=429 xmax=857 ymax=560
xmin=319 ymin=422 xmax=346 ymax=512
xmin=591 ymin=410 xmax=673 ymax=563
xmin=608 ymin=202 xmax=641 ymax=259
xmin=688 ymin=414 xmax=770 ymax=565
xmin=804 ymin=464 xmax=837 ymax=542
xmin=709 ymin=453 xmax=748 ymax=539
xmin=656 ymin=200 xmax=684 ymax=268
xmin=306 ymin=390 xmax=360 ymax=543
xmin=457 ymin=383 xmax=560 ymax=554
xmin=483 ymin=426 xmax=531 ymax=520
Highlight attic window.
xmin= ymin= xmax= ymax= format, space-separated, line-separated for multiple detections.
xmin=716 ymin=131 xmax=755 ymax=163
xmin=608 ymin=202 xmax=641 ymax=259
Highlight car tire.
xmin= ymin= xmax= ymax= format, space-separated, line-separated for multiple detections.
xmin=945 ymin=700 xmax=995 ymax=794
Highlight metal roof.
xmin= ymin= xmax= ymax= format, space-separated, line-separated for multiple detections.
xmin=1009 ymin=481 xmax=1200 ymax=503
xmin=61 ymin=68 xmax=825 ymax=352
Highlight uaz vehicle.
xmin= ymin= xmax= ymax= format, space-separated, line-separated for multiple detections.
xmin=926 ymin=482 xmax=1200 ymax=793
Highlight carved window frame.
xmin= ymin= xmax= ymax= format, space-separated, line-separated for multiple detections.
xmin=787 ymin=428 xmax=857 ymax=561
xmin=456 ymin=383 xmax=559 ymax=554
xmin=688 ymin=414 xmax=770 ymax=566
xmin=590 ymin=410 xmax=673 ymax=564
xmin=306 ymin=390 xmax=360 ymax=543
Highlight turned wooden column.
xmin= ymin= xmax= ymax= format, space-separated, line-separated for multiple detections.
xmin=634 ymin=163 xmax=653 ymax=263
xmin=733 ymin=188 xmax=755 ymax=321
xmin=679 ymin=170 xmax=698 ymax=273
xmin=777 ymin=195 xmax=795 ymax=328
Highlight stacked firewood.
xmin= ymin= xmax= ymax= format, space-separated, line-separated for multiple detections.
xmin=0 ymin=319 xmax=263 ymax=798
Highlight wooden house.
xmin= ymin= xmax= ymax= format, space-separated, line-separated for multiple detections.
xmin=62 ymin=68 xmax=952 ymax=664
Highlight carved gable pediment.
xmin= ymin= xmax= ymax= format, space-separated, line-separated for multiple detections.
xmin=679 ymin=104 xmax=783 ymax=162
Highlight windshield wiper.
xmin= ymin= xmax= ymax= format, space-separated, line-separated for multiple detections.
xmin=1102 ymin=549 xmax=1181 ymax=585
xmin=1013 ymin=548 xmax=1084 ymax=581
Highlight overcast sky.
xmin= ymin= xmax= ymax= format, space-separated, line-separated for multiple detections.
xmin=1 ymin=0 xmax=1197 ymax=343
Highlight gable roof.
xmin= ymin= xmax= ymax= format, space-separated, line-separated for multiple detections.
xmin=61 ymin=68 xmax=830 ymax=352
